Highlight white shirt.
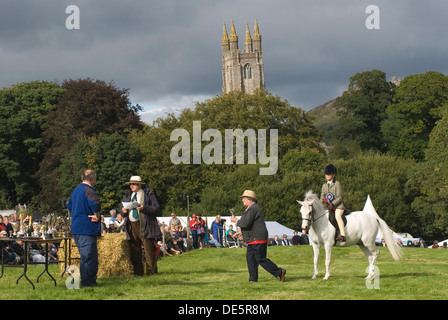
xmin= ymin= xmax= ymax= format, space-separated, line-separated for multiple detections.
xmin=129 ymin=189 xmax=144 ymax=222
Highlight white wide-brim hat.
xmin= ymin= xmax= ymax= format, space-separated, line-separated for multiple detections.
xmin=125 ymin=176 xmax=146 ymax=185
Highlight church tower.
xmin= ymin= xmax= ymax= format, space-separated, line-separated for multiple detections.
xmin=222 ymin=19 xmax=265 ymax=94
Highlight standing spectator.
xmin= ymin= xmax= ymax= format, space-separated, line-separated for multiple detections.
xmin=231 ymin=190 xmax=286 ymax=282
xmin=169 ymin=212 xmax=181 ymax=228
xmin=121 ymin=175 xmax=161 ymax=276
xmin=67 ymin=169 xmax=101 ymax=287
xmin=196 ymin=214 xmax=206 ymax=249
xmin=189 ymin=214 xmax=199 ymax=249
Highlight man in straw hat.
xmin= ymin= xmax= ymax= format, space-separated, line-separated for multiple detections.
xmin=121 ymin=175 xmax=161 ymax=276
xmin=231 ymin=190 xmax=286 ymax=282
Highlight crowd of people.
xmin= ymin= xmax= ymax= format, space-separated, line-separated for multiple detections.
xmin=0 ymin=213 xmax=59 ymax=265
xmin=102 ymin=211 xmax=310 ymax=255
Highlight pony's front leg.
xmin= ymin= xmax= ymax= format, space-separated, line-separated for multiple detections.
xmin=312 ymin=244 xmax=320 ymax=279
xmin=323 ymin=243 xmax=333 ymax=280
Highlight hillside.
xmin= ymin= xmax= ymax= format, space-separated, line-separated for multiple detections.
xmin=308 ymin=98 xmax=339 ymax=145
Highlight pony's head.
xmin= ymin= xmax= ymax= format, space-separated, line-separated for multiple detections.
xmin=296 ymin=191 xmax=319 ymax=231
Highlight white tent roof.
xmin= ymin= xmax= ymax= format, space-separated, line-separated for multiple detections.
xmin=265 ymin=221 xmax=296 ymax=240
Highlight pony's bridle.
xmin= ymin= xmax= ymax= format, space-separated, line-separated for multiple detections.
xmin=302 ymin=202 xmax=327 ymax=232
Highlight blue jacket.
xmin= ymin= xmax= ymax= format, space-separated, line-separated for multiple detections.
xmin=67 ymin=183 xmax=101 ymax=236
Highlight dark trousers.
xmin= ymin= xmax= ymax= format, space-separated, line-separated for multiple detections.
xmin=246 ymin=243 xmax=282 ymax=282
xmin=191 ymin=229 xmax=198 ymax=249
xmin=129 ymin=221 xmax=157 ymax=275
xmin=72 ymin=234 xmax=98 ymax=286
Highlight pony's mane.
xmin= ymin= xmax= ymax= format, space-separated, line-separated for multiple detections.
xmin=304 ymin=190 xmax=324 ymax=211
xmin=305 ymin=190 xmax=319 ymax=201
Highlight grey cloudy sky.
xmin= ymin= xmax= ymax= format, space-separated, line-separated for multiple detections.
xmin=1 ymin=0 xmax=448 ymax=124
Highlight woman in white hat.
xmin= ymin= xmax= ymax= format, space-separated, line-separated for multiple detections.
xmin=121 ymin=176 xmax=161 ymax=276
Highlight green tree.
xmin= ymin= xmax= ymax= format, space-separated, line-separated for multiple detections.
xmin=384 ymin=71 xmax=448 ymax=161
xmin=0 ymin=81 xmax=64 ymax=206
xmin=59 ymin=133 xmax=142 ymax=213
xmin=333 ymin=70 xmax=394 ymax=153
xmin=407 ymin=107 xmax=448 ymax=238
xmin=38 ymin=78 xmax=143 ymax=212
xmin=332 ymin=154 xmax=417 ymax=234
xmin=129 ymin=90 xmax=324 ymax=215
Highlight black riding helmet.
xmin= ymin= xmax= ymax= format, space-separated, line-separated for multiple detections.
xmin=324 ymin=164 xmax=337 ymax=175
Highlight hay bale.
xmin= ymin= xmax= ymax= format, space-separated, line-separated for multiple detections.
xmin=97 ymin=233 xmax=133 ymax=278
xmin=60 ymin=233 xmax=133 ymax=278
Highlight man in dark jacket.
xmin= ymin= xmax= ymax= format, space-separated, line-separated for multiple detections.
xmin=121 ymin=176 xmax=161 ymax=276
xmin=231 ymin=190 xmax=286 ymax=282
xmin=67 ymin=169 xmax=101 ymax=287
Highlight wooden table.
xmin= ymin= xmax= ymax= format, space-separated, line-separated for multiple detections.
xmin=0 ymin=237 xmax=66 ymax=290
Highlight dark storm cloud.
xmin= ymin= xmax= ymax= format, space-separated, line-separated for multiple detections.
xmin=1 ymin=0 xmax=448 ymax=123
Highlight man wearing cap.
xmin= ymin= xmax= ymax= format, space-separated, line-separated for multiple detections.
xmin=231 ymin=190 xmax=286 ymax=282
xmin=121 ymin=176 xmax=161 ymax=276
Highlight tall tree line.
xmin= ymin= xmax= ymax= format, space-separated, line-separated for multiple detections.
xmin=0 ymin=73 xmax=447 ymax=239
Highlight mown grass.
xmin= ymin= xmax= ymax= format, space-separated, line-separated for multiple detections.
xmin=0 ymin=245 xmax=446 ymax=300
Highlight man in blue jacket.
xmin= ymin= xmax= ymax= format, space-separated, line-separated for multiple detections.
xmin=67 ymin=169 xmax=101 ymax=287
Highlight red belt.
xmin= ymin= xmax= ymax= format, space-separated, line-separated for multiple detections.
xmin=247 ymin=239 xmax=268 ymax=245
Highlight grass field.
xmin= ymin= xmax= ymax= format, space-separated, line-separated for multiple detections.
xmin=0 ymin=245 xmax=446 ymax=300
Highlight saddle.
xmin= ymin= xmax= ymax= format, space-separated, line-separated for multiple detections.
xmin=328 ymin=209 xmax=351 ymax=240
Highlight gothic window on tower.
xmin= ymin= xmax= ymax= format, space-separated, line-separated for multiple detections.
xmin=244 ymin=64 xmax=252 ymax=79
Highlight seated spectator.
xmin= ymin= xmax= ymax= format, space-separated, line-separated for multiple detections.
xmin=291 ymin=231 xmax=301 ymax=245
xmin=211 ymin=216 xmax=224 ymax=245
xmin=271 ymin=235 xmax=280 ymax=246
xmin=281 ymin=234 xmax=292 ymax=246
xmin=163 ymin=225 xmax=181 ymax=254
xmin=207 ymin=231 xmax=222 ymax=248
xmin=114 ymin=214 xmax=125 ymax=232
xmin=300 ymin=230 xmax=310 ymax=245
xmin=432 ymin=240 xmax=439 ymax=248
xmin=49 ymin=244 xmax=58 ymax=262
xmin=418 ymin=238 xmax=427 ymax=248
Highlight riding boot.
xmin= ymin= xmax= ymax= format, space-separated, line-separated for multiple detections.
xmin=335 ymin=208 xmax=346 ymax=241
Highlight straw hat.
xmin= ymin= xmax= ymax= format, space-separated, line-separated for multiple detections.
xmin=125 ymin=176 xmax=146 ymax=185
xmin=240 ymin=190 xmax=257 ymax=200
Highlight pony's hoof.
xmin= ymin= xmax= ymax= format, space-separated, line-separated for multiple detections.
xmin=312 ymin=275 xmax=317 ymax=279
xmin=323 ymin=275 xmax=330 ymax=280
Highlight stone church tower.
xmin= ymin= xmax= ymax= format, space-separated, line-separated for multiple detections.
xmin=222 ymin=19 xmax=265 ymax=94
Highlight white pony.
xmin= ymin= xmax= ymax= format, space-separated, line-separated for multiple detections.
xmin=297 ymin=191 xmax=402 ymax=280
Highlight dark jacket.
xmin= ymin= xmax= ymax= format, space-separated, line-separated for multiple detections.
xmin=67 ymin=183 xmax=101 ymax=236
xmin=237 ymin=202 xmax=268 ymax=244
xmin=121 ymin=187 xmax=162 ymax=240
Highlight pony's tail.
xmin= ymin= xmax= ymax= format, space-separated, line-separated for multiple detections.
xmin=378 ymin=218 xmax=403 ymax=261
xmin=363 ymin=195 xmax=403 ymax=261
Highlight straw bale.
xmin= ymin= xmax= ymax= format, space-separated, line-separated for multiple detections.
xmin=97 ymin=233 xmax=133 ymax=278
xmin=59 ymin=233 xmax=133 ymax=278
